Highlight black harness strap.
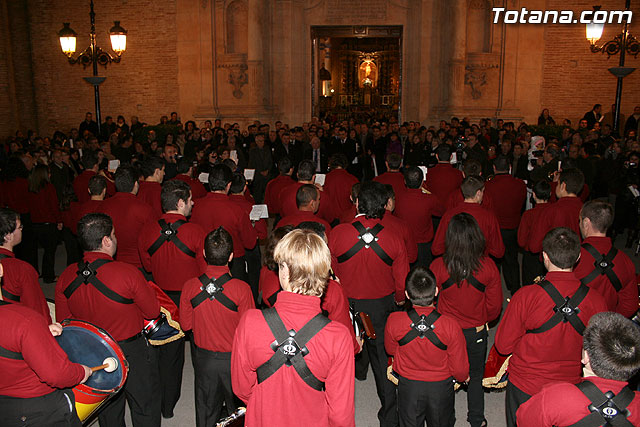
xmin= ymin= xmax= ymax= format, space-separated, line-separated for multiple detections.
xmin=147 ymin=219 xmax=196 ymax=258
xmin=0 ymin=301 xmax=24 ymax=360
xmin=256 ymin=308 xmax=331 ymax=391
xmin=0 ymin=254 xmax=19 ymax=302
xmin=527 ymin=280 xmax=589 ymax=335
xmin=190 ymin=273 xmax=237 ymax=311
xmin=580 ymin=243 xmax=623 ymax=292
xmin=267 ymin=289 xmax=281 ymax=307
xmin=336 ymin=221 xmax=393 ymax=266
xmin=398 ymin=309 xmax=447 ymax=350
xmin=567 ymin=380 xmax=634 ymax=427
xmin=442 ymin=275 xmax=486 ymax=293
xmin=63 ymin=259 xmax=133 ymax=304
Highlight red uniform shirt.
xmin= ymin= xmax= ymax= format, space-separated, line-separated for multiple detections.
xmin=517 ymin=203 xmax=549 ymax=252
xmin=395 ymin=188 xmax=443 ymax=243
xmin=278 ymin=182 xmax=304 ymax=218
xmin=180 ymin=265 xmax=255 ymax=352
xmin=322 ymin=168 xmax=359 ymax=223
xmin=529 ymin=196 xmax=583 ymax=254
xmin=137 ymin=181 xmax=163 ymax=218
xmin=385 ymin=306 xmax=469 ymax=382
xmin=28 ymin=184 xmax=61 ymax=224
xmin=494 ymin=271 xmax=607 ymax=396
xmin=484 ymin=174 xmax=527 ymax=229
xmin=74 ymin=199 xmax=104 ymax=234
xmin=0 ymin=303 xmax=85 ymax=398
xmin=445 ymin=189 xmax=495 ymax=211
xmin=329 ymin=216 xmax=409 ymax=302
xmin=382 ymin=210 xmax=418 ymax=264
xmin=99 ymin=192 xmax=156 ymax=267
xmin=137 ymin=213 xmax=207 ymax=292
xmin=73 ymin=170 xmax=115 ymax=203
xmin=338 ymin=205 xmax=357 ymax=224
xmin=517 ymin=377 xmax=640 ymax=427
xmin=373 ymin=171 xmax=406 ymax=201
xmin=425 ymin=163 xmax=463 ymax=207
xmin=191 ymin=193 xmax=257 ymax=258
xmin=172 ymin=174 xmax=207 ymax=199
xmin=430 ymin=256 xmax=502 ymax=329
xmin=259 ymin=266 xmax=280 ymax=306
xmin=55 ymin=252 xmax=160 ymax=341
xmin=229 ymin=194 xmax=267 ymax=240
xmin=574 ymin=236 xmax=638 ymax=318
xmin=3 ymin=178 xmax=30 ymax=213
xmin=231 ymin=292 xmax=355 ymax=427
xmin=432 ymin=202 xmax=505 ymax=258
xmin=276 ymin=210 xmax=332 ymax=236
xmin=0 ymin=248 xmax=51 ymax=322
xmin=264 ymin=174 xmax=294 ymax=216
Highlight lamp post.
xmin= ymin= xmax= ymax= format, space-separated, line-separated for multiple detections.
xmin=586 ymin=1 xmax=639 ymax=135
xmin=58 ymin=0 xmax=127 ymax=135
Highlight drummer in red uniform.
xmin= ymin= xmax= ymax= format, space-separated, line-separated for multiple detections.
xmin=232 ymin=228 xmax=355 ymax=427
xmin=180 ymin=227 xmax=255 ymax=426
xmin=55 ymin=213 xmax=162 ymax=427
xmin=517 ymin=312 xmax=640 ymax=426
xmin=495 ymin=227 xmax=607 ymax=427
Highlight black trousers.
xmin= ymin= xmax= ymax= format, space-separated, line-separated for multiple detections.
xmin=15 ymin=213 xmax=38 ymax=269
xmin=59 ymin=226 xmax=81 ymax=266
xmin=505 ymin=381 xmax=531 ymax=427
xmin=32 ymin=223 xmax=58 ymax=282
xmin=521 ymin=251 xmax=545 ymax=287
xmin=350 ymin=294 xmax=398 ymax=427
xmin=158 ymin=291 xmax=186 ymax=418
xmin=462 ymin=326 xmax=488 ymax=427
xmin=193 ymin=346 xmax=239 ymax=427
xmin=98 ymin=336 xmax=161 ymax=427
xmin=0 ymin=389 xmax=81 ymax=427
xmin=397 ymin=375 xmax=455 ymax=427
xmin=499 ymin=228 xmax=520 ymax=296
xmin=245 ymin=245 xmax=261 ymax=303
xmin=412 ymin=242 xmax=432 ymax=269
xmin=229 ymin=256 xmax=248 ymax=283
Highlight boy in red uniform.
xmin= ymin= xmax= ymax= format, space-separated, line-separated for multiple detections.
xmin=232 ymin=229 xmax=355 ymax=427
xmin=385 ymin=267 xmax=469 ymax=427
xmin=517 ymin=312 xmax=640 ymax=426
xmin=180 ymin=227 xmax=255 ymax=426
xmin=495 ymin=227 xmax=607 ymax=427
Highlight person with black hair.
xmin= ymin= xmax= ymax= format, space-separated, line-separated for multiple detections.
xmin=425 ymin=144 xmax=463 ymax=207
xmin=385 ymin=266 xmax=469 ymax=427
xmin=172 ymin=157 xmax=207 ymax=199
xmin=259 ymin=225 xmax=294 ymax=308
xmin=191 ymin=164 xmax=257 ymax=282
xmin=137 ymin=156 xmax=166 ymax=218
xmin=373 ymin=153 xmax=406 ymax=199
xmin=574 ymin=200 xmax=638 ymax=317
xmin=321 ymin=153 xmax=359 ymax=224
xmin=264 ymin=156 xmax=294 ymax=217
xmin=495 ymin=227 xmax=607 ymax=427
xmin=430 ymin=213 xmax=502 ymax=427
xmin=55 ymin=213 xmax=162 ymax=427
xmin=72 ymin=150 xmax=114 ymax=203
xmin=329 ymin=180 xmax=409 ymax=427
xmin=517 ymin=312 xmax=640 ymax=426
xmin=0 ymin=208 xmax=51 ymax=321
xmin=73 ymin=175 xmax=107 ymax=234
xmin=529 ymin=168 xmax=585 ymax=254
xmin=180 ymin=227 xmax=255 ymax=426
xmin=278 ymin=159 xmax=324 ymax=218
xmin=276 ymin=184 xmax=332 ymax=234
xmin=517 ymin=181 xmax=551 ymax=286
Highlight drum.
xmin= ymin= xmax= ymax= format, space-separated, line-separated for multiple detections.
xmin=55 ymin=319 xmax=129 ymax=422
xmin=216 ymin=407 xmax=246 ymax=427
xmin=482 ymin=344 xmax=510 ymax=389
xmin=143 ymin=281 xmax=184 ymax=346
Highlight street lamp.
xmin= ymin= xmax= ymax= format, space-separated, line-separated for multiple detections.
xmin=586 ymin=1 xmax=639 ymax=135
xmin=58 ymin=0 xmax=127 ymax=135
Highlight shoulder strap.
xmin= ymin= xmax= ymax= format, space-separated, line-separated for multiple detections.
xmin=0 ymin=254 xmax=9 ymax=260
xmin=441 ymin=275 xmax=485 ymax=293
xmin=147 ymin=219 xmax=196 ymax=258
xmin=266 ymin=289 xmax=281 ymax=307
xmin=190 ymin=273 xmax=237 ymax=311
xmin=527 ymin=280 xmax=589 ymax=335
xmin=256 ymin=308 xmax=331 ymax=391
xmin=398 ymin=309 xmax=447 ymax=350
xmin=0 ymin=302 xmax=24 ymax=360
xmin=63 ymin=259 xmax=133 ymax=304
xmin=568 ymin=380 xmax=634 ymax=427
xmin=581 ymin=243 xmax=623 ymax=292
xmin=336 ymin=221 xmax=393 ymax=266
xmin=0 ymin=254 xmax=19 ymax=302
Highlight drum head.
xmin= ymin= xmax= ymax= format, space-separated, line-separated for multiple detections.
xmin=56 ymin=321 xmax=126 ymax=392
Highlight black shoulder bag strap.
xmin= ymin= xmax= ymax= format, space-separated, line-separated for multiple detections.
xmin=256 ymin=308 xmax=331 ymax=391
xmin=0 ymin=300 xmax=24 ymax=360
xmin=0 ymin=254 xmax=19 ymax=302
xmin=336 ymin=221 xmax=393 ymax=266
xmin=567 ymin=380 xmax=634 ymax=427
xmin=63 ymin=259 xmax=133 ymax=304
xmin=442 ymin=275 xmax=486 ymax=293
xmin=190 ymin=273 xmax=236 ymax=311
xmin=147 ymin=219 xmax=196 ymax=258
xmin=527 ymin=280 xmax=589 ymax=335
xmin=267 ymin=289 xmax=281 ymax=307
xmin=581 ymin=243 xmax=623 ymax=292
xmin=398 ymin=308 xmax=447 ymax=350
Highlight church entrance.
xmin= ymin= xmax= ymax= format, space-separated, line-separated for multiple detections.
xmin=311 ymin=26 xmax=402 ymax=123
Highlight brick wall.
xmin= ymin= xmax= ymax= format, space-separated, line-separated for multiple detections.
xmin=541 ymin=0 xmax=640 ymax=126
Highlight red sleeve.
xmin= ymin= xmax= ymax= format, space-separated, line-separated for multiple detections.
xmin=517 ymin=211 xmax=533 ymax=249
xmin=529 ymin=214 xmax=549 ymax=254
xmin=129 ymin=268 xmax=161 ymax=319
xmin=137 ymin=222 xmax=153 ymax=273
xmin=494 ymin=293 xmax=527 ymax=356
xmin=403 ymin=223 xmax=418 ymax=264
xmin=392 ymin=241 xmax=409 ymax=303
xmin=617 ymin=259 xmax=639 ymax=318
xmin=516 ymin=386 xmax=554 ymax=427
xmin=324 ymin=281 xmax=359 ymax=355
xmin=483 ymin=259 xmax=503 ymax=323
xmin=19 ymin=266 xmax=52 ymax=323
xmin=384 ymin=313 xmax=400 ymax=357
xmin=179 ymin=279 xmax=196 ymax=332
xmin=431 ymin=213 xmax=450 ymax=256
xmin=324 ymin=326 xmax=356 ymax=427
xmin=487 ymin=212 xmax=505 ymax=258
xmin=238 ymin=210 xmax=258 ymax=250
xmin=54 ymin=272 xmax=72 ymax=322
xmin=231 ymin=311 xmax=258 ymax=403
xmin=446 ymin=319 xmax=470 ymax=382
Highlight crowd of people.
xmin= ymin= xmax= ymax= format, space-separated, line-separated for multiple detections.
xmin=1 ymin=105 xmax=640 ymax=427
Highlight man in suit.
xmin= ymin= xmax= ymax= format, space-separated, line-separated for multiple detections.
xmin=273 ymin=131 xmax=302 ymax=168
xmin=304 ymin=136 xmax=328 ymax=174
xmin=582 ymin=104 xmax=602 ymax=129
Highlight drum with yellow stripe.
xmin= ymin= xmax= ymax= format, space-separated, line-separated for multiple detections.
xmin=55 ymin=319 xmax=129 ymax=422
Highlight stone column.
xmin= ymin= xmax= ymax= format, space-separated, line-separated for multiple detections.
xmin=448 ymin=0 xmax=467 ymax=112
